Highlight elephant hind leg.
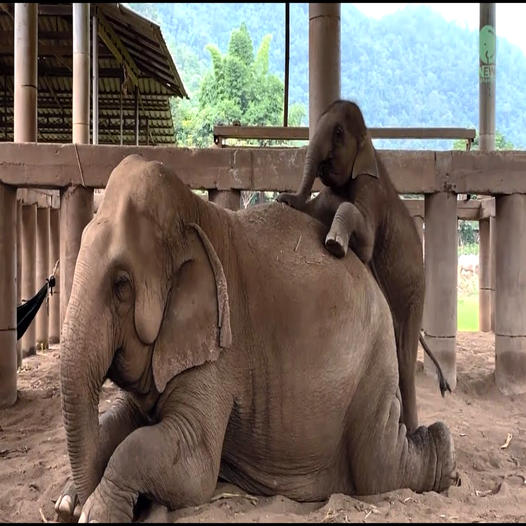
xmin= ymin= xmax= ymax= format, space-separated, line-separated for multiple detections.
xmin=346 ymin=329 xmax=456 ymax=496
xmin=347 ymin=391 xmax=456 ymax=495
xmin=395 ymin=298 xmax=423 ymax=435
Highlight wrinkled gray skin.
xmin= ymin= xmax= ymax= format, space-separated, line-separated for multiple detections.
xmin=277 ymin=100 xmax=450 ymax=434
xmin=56 ymin=154 xmax=456 ymax=523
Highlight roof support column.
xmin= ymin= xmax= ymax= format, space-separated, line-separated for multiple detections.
xmin=309 ymin=3 xmax=340 ymax=136
xmin=495 ymin=195 xmax=526 ymax=394
xmin=478 ymin=4 xmax=496 ymax=336
xmin=60 ymin=3 xmax=94 ymax=330
xmin=35 ymin=206 xmax=50 ymax=350
xmin=21 ymin=204 xmax=37 ymax=358
xmin=135 ymin=86 xmax=139 ymax=146
xmin=48 ymin=208 xmax=60 ymax=344
xmin=1 ymin=3 xmax=38 ymax=407
xmin=478 ymin=218 xmax=492 ymax=331
xmin=423 ymin=192 xmax=458 ymax=390
xmin=16 ymin=201 xmax=22 ymax=368
xmin=92 ymin=11 xmax=99 ymax=145
xmin=0 ymin=184 xmax=17 ymax=408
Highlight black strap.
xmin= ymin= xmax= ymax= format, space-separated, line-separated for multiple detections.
xmin=17 ymin=277 xmax=53 ymax=341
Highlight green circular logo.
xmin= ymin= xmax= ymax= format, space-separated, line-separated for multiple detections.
xmin=480 ymin=25 xmax=496 ymax=64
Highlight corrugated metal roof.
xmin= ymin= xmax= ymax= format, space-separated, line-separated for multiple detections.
xmin=0 ymin=2 xmax=187 ymax=145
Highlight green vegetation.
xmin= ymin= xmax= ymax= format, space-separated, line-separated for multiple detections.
xmin=458 ymin=293 xmax=479 ymax=331
xmin=171 ymin=23 xmax=305 ymax=147
xmin=128 ymin=3 xmax=526 ymax=149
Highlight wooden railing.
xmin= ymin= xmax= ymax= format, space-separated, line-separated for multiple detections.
xmin=213 ymin=125 xmax=476 ymax=150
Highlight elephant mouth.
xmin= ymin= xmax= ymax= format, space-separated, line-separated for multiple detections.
xmin=318 ymin=162 xmax=335 ymax=186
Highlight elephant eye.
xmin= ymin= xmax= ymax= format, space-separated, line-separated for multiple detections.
xmin=334 ymin=125 xmax=344 ymax=142
xmin=114 ymin=271 xmax=132 ymax=303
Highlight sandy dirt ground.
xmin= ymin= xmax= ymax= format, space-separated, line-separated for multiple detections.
xmin=1 ymin=331 xmax=526 ymax=523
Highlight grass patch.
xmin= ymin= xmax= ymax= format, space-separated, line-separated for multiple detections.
xmin=458 ymin=293 xmax=479 ymax=331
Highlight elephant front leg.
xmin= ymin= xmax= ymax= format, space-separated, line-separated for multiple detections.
xmin=79 ymin=370 xmax=232 ymax=522
xmin=325 ymin=201 xmax=374 ymax=261
xmin=55 ymin=392 xmax=150 ymax=521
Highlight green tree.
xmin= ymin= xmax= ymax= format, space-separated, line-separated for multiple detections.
xmin=172 ymin=23 xmax=305 ymax=147
xmin=453 ymin=130 xmax=515 ymax=151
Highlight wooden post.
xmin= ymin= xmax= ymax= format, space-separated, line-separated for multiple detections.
xmin=283 ymin=3 xmax=290 ymax=127
xmin=35 ymin=206 xmax=50 ymax=349
xmin=309 ymin=3 xmax=340 ymax=135
xmin=479 ymin=4 xmax=496 ymax=335
xmin=423 ymin=192 xmax=458 ymax=390
xmin=16 ymin=201 xmax=22 ymax=368
xmin=479 ymin=4 xmax=496 ymax=152
xmin=135 ymin=86 xmax=139 ymax=146
xmin=92 ymin=11 xmax=99 ymax=145
xmin=479 ymin=218 xmax=492 ymax=331
xmin=48 ymin=208 xmax=60 ymax=344
xmin=21 ymin=204 xmax=37 ymax=357
xmin=73 ymin=2 xmax=90 ymax=144
xmin=208 ymin=190 xmax=241 ymax=211
xmin=6 ymin=3 xmax=39 ymax=404
xmin=495 ymin=195 xmax=526 ymax=395
xmin=0 ymin=183 xmax=17 ymax=408
xmin=413 ymin=215 xmax=424 ymax=247
xmin=120 ymin=66 xmax=124 ymax=145
xmin=14 ymin=3 xmax=37 ymax=143
xmin=60 ymin=3 xmax=94 ymax=328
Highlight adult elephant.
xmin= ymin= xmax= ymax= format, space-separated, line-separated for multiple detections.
xmin=56 ymin=154 xmax=456 ymax=523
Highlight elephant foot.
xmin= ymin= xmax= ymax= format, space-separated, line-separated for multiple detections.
xmin=325 ymin=230 xmax=349 ymax=258
xmin=55 ymin=479 xmax=81 ymax=521
xmin=428 ymin=421 xmax=458 ymax=493
xmin=79 ymin=477 xmax=135 ymax=523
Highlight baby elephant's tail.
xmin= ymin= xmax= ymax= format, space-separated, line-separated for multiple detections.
xmin=419 ymin=332 xmax=452 ymax=397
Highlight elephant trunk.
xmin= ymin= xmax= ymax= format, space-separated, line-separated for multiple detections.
xmin=298 ymin=130 xmax=324 ymax=197
xmin=60 ymin=254 xmax=111 ymax=504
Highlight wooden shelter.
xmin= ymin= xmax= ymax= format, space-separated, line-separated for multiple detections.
xmin=0 ymin=2 xmax=187 ymax=145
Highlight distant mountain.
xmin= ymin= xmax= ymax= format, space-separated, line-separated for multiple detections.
xmin=127 ymin=3 xmax=526 ymax=149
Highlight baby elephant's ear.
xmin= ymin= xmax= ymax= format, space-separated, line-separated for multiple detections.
xmin=352 ymin=135 xmax=378 ymax=179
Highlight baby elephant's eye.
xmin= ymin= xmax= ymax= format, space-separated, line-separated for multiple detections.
xmin=114 ymin=271 xmax=132 ymax=302
xmin=334 ymin=125 xmax=344 ymax=140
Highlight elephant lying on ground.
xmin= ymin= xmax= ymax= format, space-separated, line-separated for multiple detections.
xmin=56 ymin=154 xmax=456 ymax=522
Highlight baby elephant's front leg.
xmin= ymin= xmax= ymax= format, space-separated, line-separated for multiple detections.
xmin=325 ymin=202 xmax=374 ymax=262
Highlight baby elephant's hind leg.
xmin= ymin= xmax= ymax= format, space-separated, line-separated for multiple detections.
xmin=325 ymin=202 xmax=373 ymax=262
xmin=396 ymin=300 xmax=423 ymax=435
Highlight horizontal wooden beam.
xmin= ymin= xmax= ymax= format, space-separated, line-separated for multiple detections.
xmin=0 ymin=144 xmax=525 ymax=195
xmin=213 ymin=125 xmax=477 ymax=143
xmin=17 ymin=188 xmax=60 ymax=208
xmin=403 ymin=197 xmax=495 ymax=220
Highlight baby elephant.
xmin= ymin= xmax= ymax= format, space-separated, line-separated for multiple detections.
xmin=278 ymin=99 xmax=450 ymax=433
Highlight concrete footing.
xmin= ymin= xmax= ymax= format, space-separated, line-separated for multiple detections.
xmin=495 ymin=194 xmax=526 ymax=394
xmin=423 ymin=192 xmax=458 ymax=390
xmin=0 ymin=183 xmax=18 ymax=408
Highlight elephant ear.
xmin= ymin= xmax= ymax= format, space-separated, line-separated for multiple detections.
xmin=351 ymin=135 xmax=378 ymax=179
xmin=151 ymin=223 xmax=232 ymax=393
